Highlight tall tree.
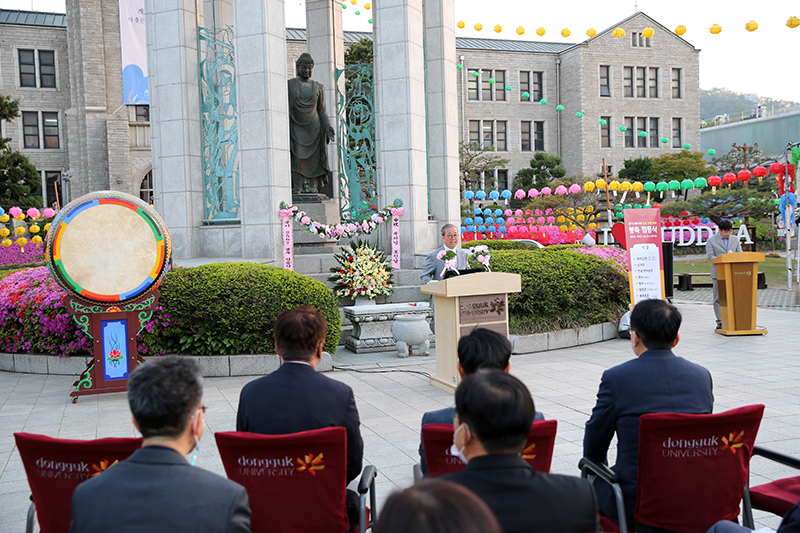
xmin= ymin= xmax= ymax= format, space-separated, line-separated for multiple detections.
xmin=459 ymin=141 xmax=509 ymax=192
xmin=344 ymin=38 xmax=373 ymax=65
xmin=513 ymin=152 xmax=567 ymax=191
xmin=0 ymin=95 xmax=42 ymax=206
xmin=618 ymin=157 xmax=657 ymax=182
xmin=651 ymin=150 xmax=714 ymax=182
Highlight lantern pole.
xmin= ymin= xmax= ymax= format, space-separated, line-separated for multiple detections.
xmin=785 ymin=143 xmax=793 ymax=290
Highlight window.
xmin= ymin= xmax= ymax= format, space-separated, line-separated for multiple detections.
xmin=624 ymin=117 xmax=634 ymax=147
xmin=44 ymin=171 xmax=62 ymax=208
xmin=19 ymin=50 xmax=36 ymax=87
xmin=469 ymin=120 xmax=480 ymax=145
xmin=42 ymin=113 xmax=59 ymax=149
xmin=637 ymin=117 xmax=647 ymax=148
xmin=672 ymin=118 xmax=682 ymax=148
xmin=533 ymin=121 xmax=544 ymax=152
xmin=623 ymin=67 xmax=633 ymax=98
xmin=600 ymin=116 xmax=611 ymax=147
xmin=631 ymin=32 xmax=651 ymax=47
xmin=531 ymin=72 xmax=543 ymax=101
xmin=672 ymin=68 xmax=681 ymax=99
xmin=495 ymin=121 xmax=507 ymax=151
xmin=497 ymin=170 xmax=508 ymax=190
xmin=648 ymin=68 xmax=658 ymax=98
xmin=135 ymin=105 xmax=150 ymax=122
xmin=631 ymin=32 xmax=638 ymax=47
xmin=482 ymin=120 xmax=493 ymax=147
xmin=649 ymin=118 xmax=659 ymax=148
xmin=494 ymin=71 xmax=506 ymax=101
xmin=468 ymin=70 xmax=479 ymax=100
xmin=600 ymin=66 xmax=610 ymax=97
xmin=521 ymin=121 xmax=531 ymax=151
xmin=481 ymin=71 xmax=493 ymax=101
xmin=520 ymin=71 xmax=531 ymax=102
xmin=140 ymin=171 xmax=154 ymax=204
xmin=22 ymin=112 xmax=39 ymax=148
xmin=39 ymin=51 xmax=56 ymax=88
xmin=636 ymin=67 xmax=646 ymax=98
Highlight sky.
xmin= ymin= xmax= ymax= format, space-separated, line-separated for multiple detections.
xmin=2 ymin=0 xmax=799 ymax=102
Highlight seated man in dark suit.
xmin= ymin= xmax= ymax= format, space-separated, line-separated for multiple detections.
xmin=70 ymin=357 xmax=251 ymax=533
xmin=236 ymin=306 xmax=363 ymax=530
xmin=583 ymin=299 xmax=714 ymax=528
xmin=442 ymin=371 xmax=600 ymax=533
xmin=418 ymin=328 xmax=544 ymax=475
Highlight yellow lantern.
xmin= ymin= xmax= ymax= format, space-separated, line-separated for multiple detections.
xmin=44 ymin=223 xmax=51 ymax=231
xmin=788 ymin=16 xmax=800 ymax=29
xmin=612 ymin=27 xmax=625 ymax=38
xmin=0 ymin=214 xmax=8 ymax=223
xmin=557 ymin=215 xmax=566 ymax=223
xmin=364 ymin=2 xmax=370 ymax=8
xmin=0 ymin=228 xmax=7 ymax=238
xmin=29 ymin=224 xmax=40 ymax=233
xmin=1 ymin=239 xmax=11 ymax=248
xmin=642 ymin=27 xmax=654 ymax=38
xmin=14 ymin=226 xmax=25 ymax=236
xmin=494 ymin=24 xmax=502 ymax=33
xmin=584 ymin=182 xmax=595 ymax=192
xmin=474 ymin=23 xmax=483 ymax=31
xmin=585 ymin=205 xmax=594 ymax=213
xmin=577 ymin=214 xmax=585 ymax=222
xmin=566 ymin=207 xmax=575 ymax=214
xmin=350 ymin=0 xmax=357 ymax=5
xmin=536 ymin=27 xmax=546 ymax=36
xmin=709 ymin=24 xmax=722 ymax=34
xmin=569 ymin=224 xmax=577 ymax=231
xmin=595 ymin=178 xmax=607 ymax=189
xmin=588 ymin=222 xmax=597 ymax=230
xmin=632 ymin=182 xmax=644 ymax=192
xmin=609 ymin=180 xmax=621 ymax=191
xmin=516 ymin=26 xmax=525 ymax=35
xmin=15 ymin=237 xmax=27 ymax=247
xmin=561 ymin=28 xmax=571 ymax=38
xmin=675 ymin=25 xmax=687 ymax=35
xmin=586 ymin=28 xmax=596 ymax=38
xmin=745 ymin=20 xmax=758 ymax=32
xmin=620 ymin=181 xmax=632 ymax=191
xmin=559 ymin=225 xmax=568 ymax=232
xmin=31 ymin=235 xmax=42 ymax=244
xmin=14 ymin=214 xmax=24 ymax=221
xmin=457 ymin=20 xmax=465 ymax=29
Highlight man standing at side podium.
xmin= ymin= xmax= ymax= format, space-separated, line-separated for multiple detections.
xmin=706 ymin=219 xmax=742 ymax=330
xmin=421 ymin=224 xmax=469 ymax=331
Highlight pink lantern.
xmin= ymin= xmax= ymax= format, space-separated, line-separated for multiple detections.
xmin=514 ymin=209 xmax=523 ymax=217
xmin=555 ymin=185 xmax=567 ymax=195
xmin=504 ymin=209 xmax=513 ymax=216
xmin=569 ymin=183 xmax=581 ymax=194
xmin=507 ymin=217 xmax=516 ymax=225
xmin=528 ymin=188 xmax=539 ymax=198
xmin=527 ymin=217 xmax=535 ymax=224
xmin=518 ymin=226 xmax=530 ymax=235
xmin=508 ymin=226 xmax=519 ymax=235
xmin=541 ymin=187 xmax=552 ymax=195
xmin=534 ymin=209 xmax=542 ymax=216
xmin=514 ymin=189 xmax=526 ymax=199
xmin=529 ymin=226 xmax=538 ymax=233
xmin=545 ymin=208 xmax=553 ymax=215
xmin=525 ymin=209 xmax=532 ymax=215
xmin=537 ymin=216 xmax=546 ymax=224
xmin=546 ymin=216 xmax=555 ymax=224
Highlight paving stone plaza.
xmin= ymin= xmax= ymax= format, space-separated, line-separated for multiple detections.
xmin=1 ymin=298 xmax=799 ymax=532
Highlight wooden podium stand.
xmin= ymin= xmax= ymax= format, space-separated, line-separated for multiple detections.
xmin=711 ymin=252 xmax=767 ymax=336
xmin=421 ymin=272 xmax=522 ymax=391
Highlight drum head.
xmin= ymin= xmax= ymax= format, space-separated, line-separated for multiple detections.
xmin=46 ymin=192 xmax=172 ymax=303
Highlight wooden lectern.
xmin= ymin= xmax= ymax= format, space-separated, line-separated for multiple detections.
xmin=421 ymin=272 xmax=522 ymax=391
xmin=711 ymin=252 xmax=767 ymax=336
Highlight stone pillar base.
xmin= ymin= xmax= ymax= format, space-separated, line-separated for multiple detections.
xmin=293 ymin=199 xmax=340 ymax=254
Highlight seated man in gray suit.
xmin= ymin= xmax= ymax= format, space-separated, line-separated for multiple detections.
xmin=71 ymin=357 xmax=251 ymax=533
xmin=418 ymin=328 xmax=544 ymax=476
xmin=706 ymin=219 xmax=742 ymax=329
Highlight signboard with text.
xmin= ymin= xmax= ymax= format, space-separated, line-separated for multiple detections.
xmin=624 ymin=208 xmax=665 ymax=306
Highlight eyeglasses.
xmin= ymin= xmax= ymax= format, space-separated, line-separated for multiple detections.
xmin=200 ymin=405 xmax=207 ymax=414
xmin=444 ymin=234 xmax=459 ymax=239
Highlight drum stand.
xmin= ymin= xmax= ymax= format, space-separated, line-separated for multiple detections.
xmin=66 ymin=291 xmax=160 ymax=403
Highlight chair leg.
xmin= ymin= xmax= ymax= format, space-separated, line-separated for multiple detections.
xmin=413 ymin=464 xmax=422 ymax=482
xmin=742 ymin=486 xmax=755 ymax=529
xmin=359 ymin=493 xmax=367 ymax=533
xmin=26 ymin=499 xmax=35 ymax=533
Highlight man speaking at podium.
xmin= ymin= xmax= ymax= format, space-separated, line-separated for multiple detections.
xmin=706 ymin=219 xmax=742 ymax=330
xmin=421 ymin=224 xmax=469 ymax=331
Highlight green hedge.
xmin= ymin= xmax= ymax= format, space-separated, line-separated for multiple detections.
xmin=489 ymin=249 xmax=629 ymax=333
xmin=461 ymin=240 xmax=543 ymax=251
xmin=142 ymin=262 xmax=341 ymax=356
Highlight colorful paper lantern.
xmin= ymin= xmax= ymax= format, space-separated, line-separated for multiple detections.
xmin=540 ymin=98 xmax=547 ymax=105
xmin=556 ymin=104 xmax=564 ymax=111
xmin=505 ymin=85 xmax=512 ymax=91
xmin=576 ymin=111 xmax=584 ymax=117
xmin=555 ymin=185 xmax=568 ymax=195
xmin=753 ymin=165 xmax=767 ymax=177
xmin=457 ymin=20 xmax=465 ymax=29
xmin=788 ymin=16 xmax=800 ymax=29
xmin=745 ymin=20 xmax=758 ymax=32
xmin=584 ymin=182 xmax=595 ymax=192
xmin=537 ymin=27 xmax=546 ymax=36
xmin=488 ymin=77 xmax=495 ymax=84
xmin=709 ymin=24 xmax=722 ymax=34
xmin=493 ymin=209 xmax=502 ymax=216
xmin=619 ymin=125 xmax=627 ymax=132
xmin=541 ymin=187 xmax=552 ymax=195
xmin=642 ymin=27 xmax=654 ymax=38
xmin=522 ymin=92 xmax=530 ymax=99
xmin=723 ymin=172 xmax=737 ymax=184
xmin=694 ymin=177 xmax=708 ymax=188
xmin=355 ymin=11 xmax=360 ymax=15
xmin=683 ymin=143 xmax=691 ymax=150
xmin=599 ymin=119 xmax=607 ymax=125
xmin=475 ymin=190 xmax=486 ymax=199
xmin=364 ymin=2 xmax=370 ymax=8
xmin=620 ymin=181 xmax=632 ymax=192
xmin=675 ymin=25 xmax=687 ymax=35
xmin=546 ymin=216 xmax=555 ymax=224
xmin=661 ymin=137 xmax=669 ymax=143
xmin=501 ymin=189 xmax=512 ymax=199
xmin=464 ymin=190 xmax=474 ymax=199
xmin=528 ymin=188 xmax=539 ymax=198
xmin=457 ymin=64 xmax=463 ymax=70
xmin=537 ymin=217 xmax=546 ymax=224
xmin=612 ymin=27 xmax=626 ymax=38
xmin=770 ymin=162 xmax=783 ymax=174
xmin=681 ymin=178 xmax=694 ymax=190
xmin=595 ymin=179 xmax=606 ymax=189
xmin=738 ymin=169 xmax=752 ymax=181
xmin=708 ymin=175 xmax=721 ymax=187
xmin=569 ymin=184 xmax=581 ymax=194
xmin=561 ymin=28 xmax=571 ymax=38
xmin=656 ymin=182 xmax=668 ymax=192
xmin=514 ymin=189 xmax=525 ymax=199
xmin=516 ymin=26 xmax=525 ymax=35
xmin=632 ymin=182 xmax=644 ymax=192
xmin=609 ymin=180 xmax=621 ymax=191
xmin=472 ymin=71 xmax=479 ymax=77
xmin=586 ymin=28 xmax=596 ymax=37
xmin=494 ymin=24 xmax=502 ymax=33
xmin=368 ymin=19 xmax=372 ymax=23
xmin=668 ymin=180 xmax=680 ymax=191
xmin=475 ymin=23 xmax=483 ymax=31
xmin=707 ymin=149 xmax=716 ymax=155
xmin=638 ymin=131 xmax=647 ymax=138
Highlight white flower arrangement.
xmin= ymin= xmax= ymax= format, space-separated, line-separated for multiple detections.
xmin=467 ymin=245 xmax=491 ymax=271
xmin=329 ymin=240 xmax=394 ymax=300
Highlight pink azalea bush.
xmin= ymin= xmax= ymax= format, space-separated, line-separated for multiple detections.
xmin=573 ymin=246 xmax=629 ymax=275
xmin=0 ymin=243 xmax=45 ymax=267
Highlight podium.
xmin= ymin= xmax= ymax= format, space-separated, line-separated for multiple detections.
xmin=421 ymin=272 xmax=522 ymax=391
xmin=710 ymin=252 xmax=767 ymax=336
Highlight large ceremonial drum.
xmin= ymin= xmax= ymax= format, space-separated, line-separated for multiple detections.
xmin=45 ymin=192 xmax=172 ymax=303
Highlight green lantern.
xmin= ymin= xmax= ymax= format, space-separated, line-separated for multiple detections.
xmin=342 ymin=3 xmax=346 ymax=7
xmin=681 ymin=178 xmax=694 ymax=190
xmin=668 ymin=180 xmax=680 ymax=191
xmin=638 ymin=131 xmax=647 ymax=138
xmin=708 ymin=149 xmax=716 ymax=155
xmin=694 ymin=177 xmax=708 ymax=188
xmin=488 ymin=77 xmax=495 ymax=84
xmin=522 ymin=91 xmax=530 ymax=99
xmin=683 ymin=143 xmax=691 ymax=149
xmin=643 ymin=182 xmax=656 ymax=192
xmin=616 ymin=211 xmax=624 ymax=220
xmin=576 ymin=111 xmax=584 ymax=117
xmin=619 ymin=125 xmax=627 ymax=132
xmin=656 ymin=181 xmax=668 ymax=192
xmin=355 ymin=10 xmax=360 ymax=14
xmin=623 ymin=203 xmax=632 ymax=210
xmin=599 ymin=119 xmax=607 ymax=125
xmin=368 ymin=18 xmax=372 ymax=23
xmin=633 ymin=204 xmax=643 ymax=209
xmin=472 ymin=71 xmax=479 ymax=77
xmin=661 ymin=137 xmax=669 ymax=144
xmin=457 ymin=64 xmax=463 ymax=70
xmin=505 ymin=85 xmax=512 ymax=91
xmin=540 ymin=98 xmax=548 ymax=105
xmin=556 ymin=104 xmax=564 ymax=111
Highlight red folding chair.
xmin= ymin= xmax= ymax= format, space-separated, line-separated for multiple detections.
xmin=215 ymin=427 xmax=377 ymax=533
xmin=580 ymin=404 xmax=764 ymax=533
xmin=422 ymin=419 xmax=558 ymax=478
xmin=742 ymin=447 xmax=800 ymax=526
xmin=14 ymin=432 xmax=142 ymax=533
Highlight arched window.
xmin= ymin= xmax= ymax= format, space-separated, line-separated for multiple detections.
xmin=139 ymin=170 xmax=153 ymax=204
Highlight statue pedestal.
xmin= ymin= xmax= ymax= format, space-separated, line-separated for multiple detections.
xmin=293 ymin=198 xmax=340 ymax=254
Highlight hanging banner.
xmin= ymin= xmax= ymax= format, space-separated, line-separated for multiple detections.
xmin=624 ymin=208 xmax=664 ymax=306
xmin=119 ymin=0 xmax=149 ymax=104
xmin=391 ymin=215 xmax=401 ymax=269
xmin=281 ymin=212 xmax=294 ymax=270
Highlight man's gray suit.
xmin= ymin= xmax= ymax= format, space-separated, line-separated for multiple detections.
xmin=420 ymin=245 xmax=470 ymax=284
xmin=705 ymin=231 xmax=742 ymax=323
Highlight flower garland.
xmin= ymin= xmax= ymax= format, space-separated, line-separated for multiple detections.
xmin=279 ymin=200 xmax=404 ymax=240
xmin=329 ymin=240 xmax=393 ymax=300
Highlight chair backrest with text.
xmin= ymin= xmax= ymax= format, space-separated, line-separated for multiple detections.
xmin=423 ymin=419 xmax=558 ymax=478
xmin=215 ymin=427 xmax=349 ymax=533
xmin=634 ymin=404 xmax=765 ymax=533
xmin=14 ymin=432 xmax=143 ymax=533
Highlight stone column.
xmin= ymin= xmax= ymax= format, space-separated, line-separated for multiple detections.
xmin=306 ymin=0 xmax=344 ymax=202
xmin=233 ymin=0 xmax=292 ymax=259
xmin=374 ymin=0 xmax=432 ymax=268
xmin=423 ymin=0 xmax=460 ymax=226
xmin=145 ymin=0 xmax=205 ymax=259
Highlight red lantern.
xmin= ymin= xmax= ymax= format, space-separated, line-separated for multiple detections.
xmin=738 ymin=169 xmax=751 ymax=181
xmin=770 ymin=162 xmax=783 ymax=174
xmin=680 ymin=210 xmax=689 ymax=217
xmin=691 ymin=217 xmax=701 ymax=225
xmin=663 ymin=220 xmax=672 ymax=227
xmin=683 ymin=219 xmax=692 ymax=226
xmin=652 ymin=203 xmax=661 ymax=209
xmin=708 ymin=175 xmax=722 ymax=187
xmin=723 ymin=172 xmax=737 ymax=184
xmin=753 ymin=165 xmax=767 ymax=177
